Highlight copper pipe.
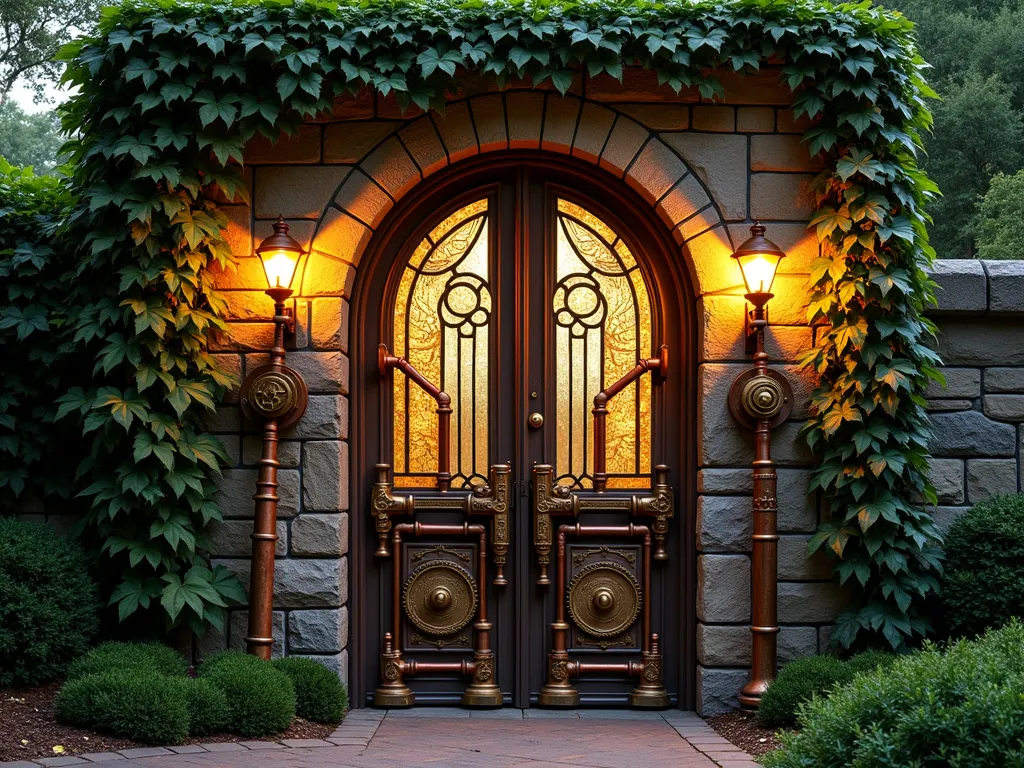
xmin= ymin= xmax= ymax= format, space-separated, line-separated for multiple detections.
xmin=405 ymin=660 xmax=475 ymax=675
xmin=245 ymin=293 xmax=290 ymax=659
xmin=740 ymin=305 xmax=780 ymax=708
xmin=593 ymin=345 xmax=668 ymax=491
xmin=380 ymin=344 xmax=452 ymax=491
xmin=576 ymin=662 xmax=640 ymax=675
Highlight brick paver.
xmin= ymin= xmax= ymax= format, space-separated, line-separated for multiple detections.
xmin=2 ymin=710 xmax=753 ymax=768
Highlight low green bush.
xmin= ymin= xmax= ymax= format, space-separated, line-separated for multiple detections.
xmin=757 ymin=655 xmax=847 ymax=729
xmin=0 ymin=519 xmax=100 ymax=686
xmin=55 ymin=671 xmax=190 ymax=744
xmin=763 ymin=621 xmax=1024 ymax=767
xmin=273 ymin=657 xmax=348 ymax=723
xmin=184 ymin=678 xmax=229 ymax=736
xmin=200 ymin=651 xmax=295 ymax=737
xmin=941 ymin=493 xmax=1024 ymax=638
xmin=67 ymin=641 xmax=189 ymax=680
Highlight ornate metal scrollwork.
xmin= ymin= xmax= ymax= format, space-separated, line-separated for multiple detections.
xmin=371 ymin=464 xmax=414 ymax=557
xmin=632 ymin=465 xmax=675 ymax=561
xmin=467 ymin=463 xmax=511 ymax=586
xmin=403 ymin=560 xmax=478 ymax=637
xmin=532 ymin=464 xmax=579 ymax=585
xmin=568 ymin=562 xmax=642 ymax=639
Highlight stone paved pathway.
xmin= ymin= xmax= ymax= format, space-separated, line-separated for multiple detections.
xmin=3 ymin=710 xmax=757 ymax=768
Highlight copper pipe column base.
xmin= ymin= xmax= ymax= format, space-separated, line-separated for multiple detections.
xmin=628 ymin=635 xmax=670 ymax=709
xmin=738 ymin=680 xmax=769 ymax=709
xmin=538 ymin=650 xmax=580 ymax=707
xmin=461 ymin=651 xmax=503 ymax=708
xmin=372 ymin=634 xmax=415 ymax=708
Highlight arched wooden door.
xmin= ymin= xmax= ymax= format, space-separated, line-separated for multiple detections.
xmin=352 ymin=156 xmax=695 ymax=709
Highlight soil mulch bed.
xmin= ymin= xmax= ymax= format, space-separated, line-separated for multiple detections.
xmin=705 ymin=708 xmax=787 ymax=757
xmin=1 ymin=681 xmax=336 ymax=763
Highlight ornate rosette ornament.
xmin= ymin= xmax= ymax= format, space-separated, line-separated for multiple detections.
xmin=240 ymin=363 xmax=309 ymax=428
xmin=728 ymin=368 xmax=793 ymax=430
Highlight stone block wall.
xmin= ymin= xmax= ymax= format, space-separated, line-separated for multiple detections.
xmin=925 ymin=261 xmax=1024 ymax=530
xmin=204 ymin=71 xmax=832 ymax=709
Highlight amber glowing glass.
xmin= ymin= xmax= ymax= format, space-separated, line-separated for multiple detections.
xmin=393 ymin=200 xmax=491 ymax=488
xmin=553 ymin=198 xmax=653 ymax=489
xmin=736 ymin=252 xmax=782 ymax=294
xmin=260 ymin=250 xmax=300 ymax=289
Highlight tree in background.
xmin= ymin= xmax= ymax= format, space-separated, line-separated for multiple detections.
xmin=0 ymin=101 xmax=63 ymax=173
xmin=891 ymin=0 xmax=1024 ymax=258
xmin=977 ymin=170 xmax=1024 ymax=261
xmin=1 ymin=0 xmax=97 ymax=105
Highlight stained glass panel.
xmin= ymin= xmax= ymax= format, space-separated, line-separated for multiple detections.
xmin=393 ymin=200 xmax=491 ymax=488
xmin=553 ymin=198 xmax=653 ymax=488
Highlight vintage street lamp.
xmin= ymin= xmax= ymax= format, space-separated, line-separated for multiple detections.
xmin=728 ymin=222 xmax=794 ymax=708
xmin=240 ymin=215 xmax=309 ymax=660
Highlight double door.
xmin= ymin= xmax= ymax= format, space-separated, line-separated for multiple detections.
xmin=359 ymin=163 xmax=687 ymax=708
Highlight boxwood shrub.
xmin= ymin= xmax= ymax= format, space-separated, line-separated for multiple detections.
xmin=273 ymin=657 xmax=348 ymax=723
xmin=0 ymin=519 xmax=100 ymax=686
xmin=758 ymin=650 xmax=895 ymax=728
xmin=185 ymin=678 xmax=229 ymax=737
xmin=67 ymin=641 xmax=189 ymax=680
xmin=200 ymin=651 xmax=295 ymax=737
xmin=941 ymin=493 xmax=1024 ymax=638
xmin=763 ymin=622 xmax=1024 ymax=767
xmin=55 ymin=671 xmax=191 ymax=744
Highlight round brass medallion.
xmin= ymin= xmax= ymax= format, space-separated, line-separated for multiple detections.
xmin=403 ymin=560 xmax=478 ymax=637
xmin=740 ymin=374 xmax=786 ymax=420
xmin=568 ymin=562 xmax=641 ymax=638
xmin=249 ymin=370 xmax=299 ymax=418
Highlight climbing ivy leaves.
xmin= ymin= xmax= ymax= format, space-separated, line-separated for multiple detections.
xmin=53 ymin=0 xmax=941 ymax=649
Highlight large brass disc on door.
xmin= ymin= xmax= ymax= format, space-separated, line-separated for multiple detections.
xmin=568 ymin=562 xmax=641 ymax=638
xmin=403 ymin=560 xmax=478 ymax=637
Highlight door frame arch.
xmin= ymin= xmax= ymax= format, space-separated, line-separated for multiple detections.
xmin=348 ymin=152 xmax=698 ymax=708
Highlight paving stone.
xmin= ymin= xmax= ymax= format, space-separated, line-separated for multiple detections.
xmin=323 ymin=122 xmax=400 ymax=164
xmin=288 ymin=606 xmax=347 ymax=653
xmin=929 ymin=410 xmax=1017 ymax=457
xmin=302 ymin=440 xmax=349 ymax=511
xmin=927 ymin=261 xmax=988 ymax=314
xmin=663 ymin=133 xmax=747 ymax=220
xmin=697 ymin=666 xmax=749 ymax=716
xmin=254 ymin=167 xmax=350 ymax=219
xmin=279 ymin=739 xmax=334 ymax=748
xmin=197 ymin=742 xmax=248 ymax=752
xmin=985 ymin=367 xmax=1024 ymax=393
xmin=697 ymin=554 xmax=750 ymax=623
xmin=966 ymin=459 xmax=1018 ymax=502
xmin=983 ymin=260 xmax=1024 ymax=315
xmin=697 ymin=495 xmax=751 ymax=553
xmin=291 ymin=513 xmax=348 ymax=557
xmin=166 ymin=745 xmax=207 ymax=754
xmin=236 ymin=742 xmax=286 ymax=750
xmin=984 ymin=394 xmax=1024 ymax=422
xmin=927 ymin=458 xmax=965 ymax=505
xmin=1 ymin=762 xmax=42 ymax=768
xmin=78 ymin=753 xmax=126 ymax=762
xmin=117 ymin=749 xmax=172 ymax=759
xmin=750 ymin=172 xmax=815 ymax=220
xmin=37 ymin=758 xmax=87 ymax=766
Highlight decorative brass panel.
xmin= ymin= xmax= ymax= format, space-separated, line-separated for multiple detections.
xmin=567 ymin=562 xmax=641 ymax=638
xmin=403 ymin=560 xmax=478 ymax=637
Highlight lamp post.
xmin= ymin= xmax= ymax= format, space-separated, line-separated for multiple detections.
xmin=240 ymin=216 xmax=309 ymax=659
xmin=727 ymin=222 xmax=794 ymax=708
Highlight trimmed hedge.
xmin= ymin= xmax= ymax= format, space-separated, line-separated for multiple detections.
xmin=67 ymin=641 xmax=189 ymax=680
xmin=763 ymin=622 xmax=1024 ymax=767
xmin=200 ymin=651 xmax=295 ymax=737
xmin=758 ymin=651 xmax=895 ymax=728
xmin=0 ymin=518 xmax=100 ymax=686
xmin=273 ymin=657 xmax=348 ymax=724
xmin=56 ymin=671 xmax=191 ymax=744
xmin=185 ymin=678 xmax=229 ymax=737
xmin=941 ymin=493 xmax=1024 ymax=638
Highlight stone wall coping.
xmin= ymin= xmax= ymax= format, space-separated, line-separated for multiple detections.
xmin=927 ymin=259 xmax=1024 ymax=316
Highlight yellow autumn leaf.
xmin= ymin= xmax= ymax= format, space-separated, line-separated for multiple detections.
xmin=52 ymin=746 xmax=66 ymax=754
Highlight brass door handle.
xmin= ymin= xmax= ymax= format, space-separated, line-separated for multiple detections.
xmin=528 ymin=412 xmax=544 ymax=428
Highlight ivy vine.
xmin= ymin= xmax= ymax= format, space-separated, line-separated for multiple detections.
xmin=52 ymin=0 xmax=941 ymax=649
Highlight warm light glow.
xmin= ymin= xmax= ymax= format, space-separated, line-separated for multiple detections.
xmin=260 ymin=249 xmax=300 ymax=289
xmin=736 ymin=252 xmax=782 ymax=294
